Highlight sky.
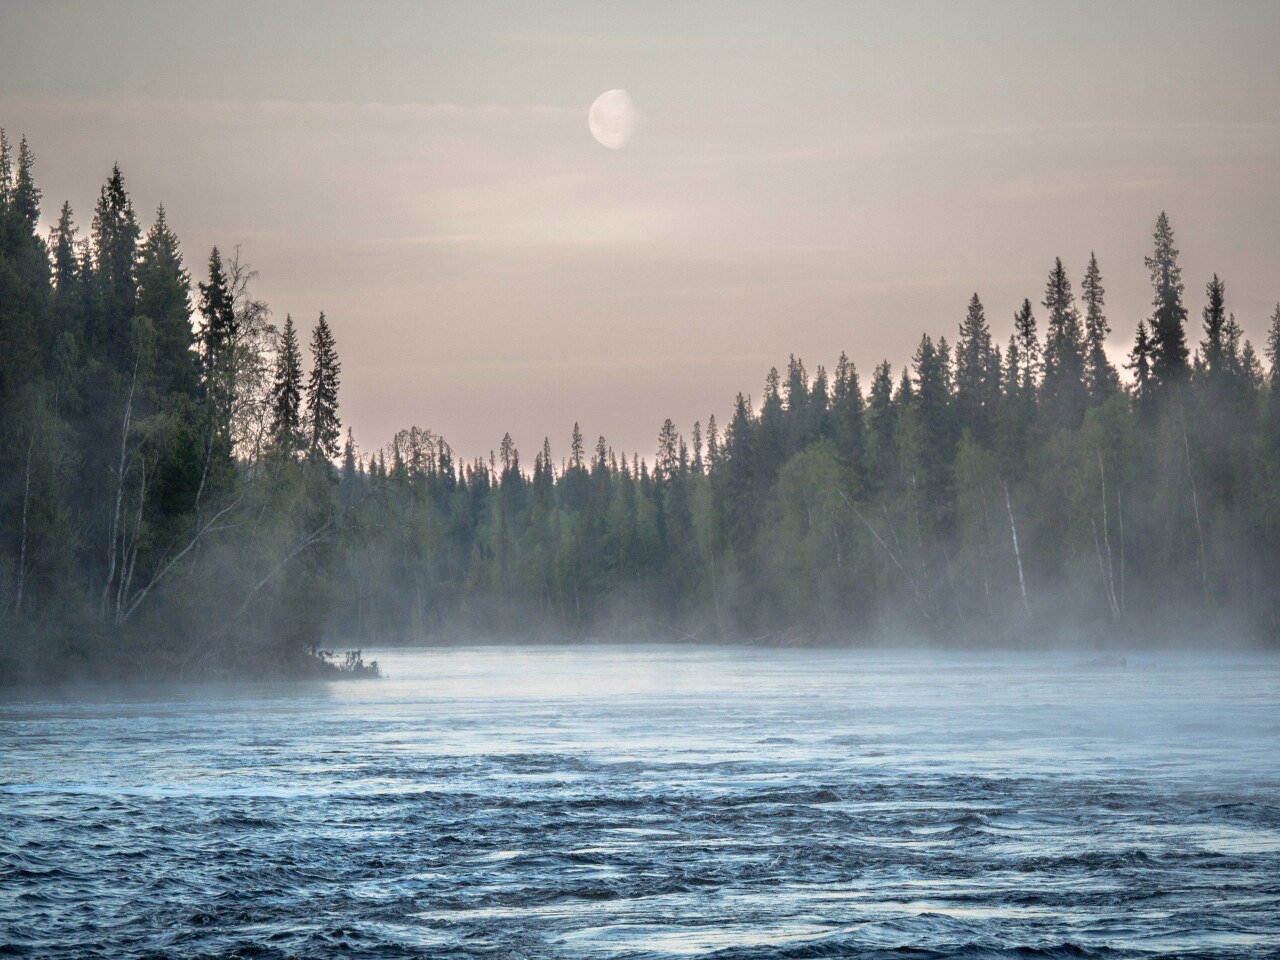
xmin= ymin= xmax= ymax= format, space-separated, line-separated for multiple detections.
xmin=2 ymin=0 xmax=1278 ymax=462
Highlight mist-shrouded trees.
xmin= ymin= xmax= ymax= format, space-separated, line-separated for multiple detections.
xmin=3 ymin=142 xmax=1280 ymax=683
xmin=269 ymin=314 xmax=304 ymax=457
xmin=305 ymin=312 xmax=341 ymax=462
xmin=1082 ymin=252 xmax=1120 ymax=402
xmin=1146 ymin=211 xmax=1190 ymax=388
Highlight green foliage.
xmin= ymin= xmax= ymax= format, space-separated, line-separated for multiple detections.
xmin=2 ymin=140 xmax=1279 ymax=683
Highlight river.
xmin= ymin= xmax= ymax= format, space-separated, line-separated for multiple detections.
xmin=3 ymin=645 xmax=1279 ymax=958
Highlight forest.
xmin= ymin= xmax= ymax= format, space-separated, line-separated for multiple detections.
xmin=2 ymin=132 xmax=1279 ymax=682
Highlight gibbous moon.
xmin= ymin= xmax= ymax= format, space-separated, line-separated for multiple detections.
xmin=588 ymin=89 xmax=635 ymax=149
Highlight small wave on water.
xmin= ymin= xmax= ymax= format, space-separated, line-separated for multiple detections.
xmin=2 ymin=646 xmax=1280 ymax=959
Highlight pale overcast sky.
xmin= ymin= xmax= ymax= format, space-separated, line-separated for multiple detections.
xmin=2 ymin=1 xmax=1278 ymax=461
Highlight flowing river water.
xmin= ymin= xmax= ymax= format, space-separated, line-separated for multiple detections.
xmin=3 ymin=645 xmax=1279 ymax=958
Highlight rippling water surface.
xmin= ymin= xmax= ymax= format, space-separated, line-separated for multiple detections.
xmin=3 ymin=646 xmax=1280 ymax=958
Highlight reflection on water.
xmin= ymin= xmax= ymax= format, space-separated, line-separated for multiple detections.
xmin=3 ymin=645 xmax=1280 ymax=958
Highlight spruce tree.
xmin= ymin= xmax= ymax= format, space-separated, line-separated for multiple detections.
xmin=657 ymin=418 xmax=679 ymax=481
xmin=955 ymin=293 xmax=997 ymax=445
xmin=1200 ymin=274 xmax=1228 ymax=379
xmin=705 ymin=414 xmax=720 ymax=468
xmin=831 ymin=351 xmax=865 ymax=475
xmin=1013 ymin=298 xmax=1041 ymax=395
xmin=197 ymin=247 xmax=235 ymax=383
xmin=1267 ymin=304 xmax=1280 ymax=437
xmin=136 ymin=205 xmax=194 ymax=397
xmin=0 ymin=129 xmax=10 ymax=206
xmin=269 ymin=314 xmax=304 ymax=456
xmin=46 ymin=202 xmax=83 ymax=357
xmin=1145 ymin=211 xmax=1189 ymax=386
xmin=305 ymin=312 xmax=341 ymax=461
xmin=89 ymin=164 xmax=141 ymax=370
xmin=12 ymin=137 xmax=41 ymax=229
xmin=911 ymin=334 xmax=956 ymax=530
xmin=1128 ymin=320 xmax=1154 ymax=402
xmin=1081 ymin=251 xmax=1119 ymax=400
xmin=1041 ymin=257 xmax=1087 ymax=424
xmin=570 ymin=422 xmax=584 ymax=470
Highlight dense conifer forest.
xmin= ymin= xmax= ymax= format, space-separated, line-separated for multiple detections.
xmin=2 ymin=134 xmax=1279 ymax=681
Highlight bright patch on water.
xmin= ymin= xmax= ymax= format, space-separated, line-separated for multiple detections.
xmin=2 ymin=645 xmax=1279 ymax=958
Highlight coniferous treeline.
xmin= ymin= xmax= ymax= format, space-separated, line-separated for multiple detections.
xmin=2 ymin=136 xmax=1279 ymax=681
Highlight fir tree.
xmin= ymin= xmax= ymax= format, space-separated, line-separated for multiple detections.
xmin=305 ymin=312 xmax=341 ymax=461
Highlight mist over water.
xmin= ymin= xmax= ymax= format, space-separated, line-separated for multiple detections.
xmin=4 ymin=645 xmax=1280 ymax=958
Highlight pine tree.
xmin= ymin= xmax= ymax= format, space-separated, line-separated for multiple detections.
xmin=1081 ymin=251 xmax=1119 ymax=400
xmin=691 ymin=421 xmax=704 ymax=474
xmin=1145 ymin=211 xmax=1189 ymax=386
xmin=1041 ymin=257 xmax=1087 ymax=424
xmin=305 ymin=312 xmax=341 ymax=461
xmin=269 ymin=314 xmax=304 ymax=455
xmin=136 ymin=205 xmax=194 ymax=397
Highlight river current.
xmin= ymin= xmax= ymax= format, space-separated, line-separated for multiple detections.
xmin=3 ymin=645 xmax=1279 ymax=958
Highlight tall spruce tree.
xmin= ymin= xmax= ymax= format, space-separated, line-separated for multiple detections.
xmin=1041 ymin=257 xmax=1087 ymax=424
xmin=1081 ymin=251 xmax=1119 ymax=401
xmin=305 ymin=312 xmax=341 ymax=461
xmin=1200 ymin=274 xmax=1228 ymax=380
xmin=1145 ymin=211 xmax=1189 ymax=386
xmin=197 ymin=247 xmax=235 ymax=384
xmin=1129 ymin=320 xmax=1154 ymax=402
xmin=831 ymin=352 xmax=866 ymax=476
xmin=955 ymin=293 xmax=997 ymax=445
xmin=269 ymin=314 xmax=304 ymax=456
xmin=1013 ymin=298 xmax=1041 ymax=395
xmin=136 ymin=205 xmax=194 ymax=397
xmin=89 ymin=164 xmax=140 ymax=371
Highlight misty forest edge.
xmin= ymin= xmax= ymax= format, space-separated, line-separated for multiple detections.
xmin=1 ymin=132 xmax=1279 ymax=683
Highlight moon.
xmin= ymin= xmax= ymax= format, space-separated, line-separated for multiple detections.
xmin=588 ymin=89 xmax=635 ymax=150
